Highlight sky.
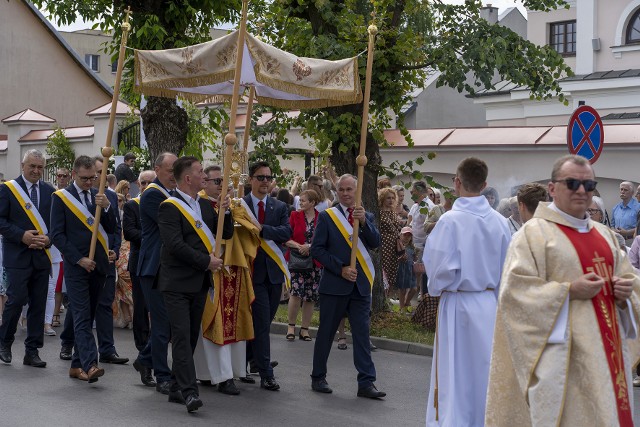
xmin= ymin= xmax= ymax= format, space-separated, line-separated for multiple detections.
xmin=51 ymin=1 xmax=527 ymax=32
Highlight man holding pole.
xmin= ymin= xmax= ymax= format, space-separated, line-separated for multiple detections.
xmin=310 ymin=174 xmax=384 ymax=399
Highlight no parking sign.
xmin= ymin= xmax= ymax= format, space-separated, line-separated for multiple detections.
xmin=566 ymin=105 xmax=604 ymax=164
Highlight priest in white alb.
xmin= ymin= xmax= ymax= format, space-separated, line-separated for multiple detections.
xmin=486 ymin=154 xmax=640 ymax=427
xmin=423 ymin=157 xmax=511 ymax=426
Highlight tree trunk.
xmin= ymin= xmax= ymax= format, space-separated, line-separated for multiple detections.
xmin=329 ymin=110 xmax=387 ymax=314
xmin=141 ymin=97 xmax=188 ymax=161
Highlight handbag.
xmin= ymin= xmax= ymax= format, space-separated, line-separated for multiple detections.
xmin=412 ymin=294 xmax=439 ymax=331
xmin=288 ymin=247 xmax=313 ymax=272
xmin=413 ymin=262 xmax=426 ymax=274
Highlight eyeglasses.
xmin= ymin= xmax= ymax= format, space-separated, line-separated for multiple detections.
xmin=253 ymin=175 xmax=274 ymax=182
xmin=140 ymin=180 xmax=150 ymax=185
xmin=553 ymin=178 xmax=597 ymax=192
xmin=206 ymin=178 xmax=223 ymax=185
xmin=587 ymin=208 xmax=602 ymax=215
xmin=77 ymin=175 xmax=96 ymax=182
xmin=57 ymin=174 xmax=69 ymax=178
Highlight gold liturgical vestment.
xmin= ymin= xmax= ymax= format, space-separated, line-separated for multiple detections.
xmin=486 ymin=203 xmax=640 ymax=427
xmin=201 ymin=203 xmax=259 ymax=345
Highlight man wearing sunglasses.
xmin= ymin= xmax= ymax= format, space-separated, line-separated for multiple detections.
xmin=611 ymin=181 xmax=640 ymax=244
xmin=487 ymin=154 xmax=640 ymax=427
xmin=55 ymin=168 xmax=71 ymax=190
xmin=201 ymin=165 xmax=223 ymax=208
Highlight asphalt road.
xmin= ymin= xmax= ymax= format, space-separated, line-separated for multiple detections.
xmin=0 ymin=325 xmax=429 ymax=426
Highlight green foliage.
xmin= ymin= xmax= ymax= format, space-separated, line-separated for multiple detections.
xmin=181 ymin=101 xmax=228 ymax=161
xmin=45 ymin=127 xmax=75 ymax=171
xmin=247 ymin=107 xmax=295 ymax=180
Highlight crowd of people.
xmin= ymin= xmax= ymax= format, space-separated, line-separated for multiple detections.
xmin=1 ymin=149 xmax=640 ymax=424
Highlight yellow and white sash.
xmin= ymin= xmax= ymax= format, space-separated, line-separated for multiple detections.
xmin=326 ymin=206 xmax=375 ymax=288
xmin=132 ymin=197 xmax=140 ymax=205
xmin=162 ymin=197 xmax=216 ymax=252
xmin=54 ymin=189 xmax=109 ymax=256
xmin=239 ymin=198 xmax=291 ymax=289
xmin=146 ymin=182 xmax=171 ymax=199
xmin=5 ymin=180 xmax=52 ymax=263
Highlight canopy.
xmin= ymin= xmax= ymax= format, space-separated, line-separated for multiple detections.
xmin=134 ymin=30 xmax=362 ymax=109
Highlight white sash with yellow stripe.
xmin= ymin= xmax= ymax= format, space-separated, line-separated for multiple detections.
xmin=162 ymin=197 xmax=216 ymax=252
xmin=132 ymin=197 xmax=140 ymax=205
xmin=54 ymin=189 xmax=109 ymax=256
xmin=239 ymin=198 xmax=291 ymax=289
xmin=5 ymin=180 xmax=52 ymax=263
xmin=146 ymin=182 xmax=171 ymax=199
xmin=326 ymin=206 xmax=375 ymax=288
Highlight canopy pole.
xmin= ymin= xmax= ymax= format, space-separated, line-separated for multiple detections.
xmin=214 ymin=0 xmax=249 ymax=257
xmin=349 ymin=21 xmax=377 ymax=269
xmin=89 ymin=7 xmax=132 ymax=260
xmin=237 ymin=86 xmax=255 ymax=198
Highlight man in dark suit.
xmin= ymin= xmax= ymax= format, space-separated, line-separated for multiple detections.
xmin=133 ymin=152 xmax=177 ymax=394
xmin=50 ymin=155 xmax=117 ymax=382
xmin=58 ymin=157 xmax=128 ymax=365
xmin=310 ymin=174 xmax=385 ymax=399
xmin=123 ymin=171 xmax=154 ymax=355
xmin=0 ymin=149 xmax=54 ymax=368
xmin=243 ymin=161 xmax=291 ymax=391
xmin=157 ymin=156 xmax=233 ymax=412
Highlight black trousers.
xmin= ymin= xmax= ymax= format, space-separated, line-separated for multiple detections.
xmin=0 ymin=266 xmax=49 ymax=355
xmin=163 ymin=286 xmax=208 ymax=397
xmin=130 ymin=271 xmax=149 ymax=351
xmin=246 ymin=280 xmax=282 ymax=379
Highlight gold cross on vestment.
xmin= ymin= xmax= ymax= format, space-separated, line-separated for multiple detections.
xmin=587 ymin=251 xmax=613 ymax=295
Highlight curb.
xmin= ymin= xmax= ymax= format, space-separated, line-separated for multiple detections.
xmin=271 ymin=322 xmax=433 ymax=357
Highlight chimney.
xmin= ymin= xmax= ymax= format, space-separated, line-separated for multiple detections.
xmin=480 ymin=4 xmax=499 ymax=24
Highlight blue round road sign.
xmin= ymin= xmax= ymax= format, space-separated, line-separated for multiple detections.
xmin=567 ymin=105 xmax=604 ymax=164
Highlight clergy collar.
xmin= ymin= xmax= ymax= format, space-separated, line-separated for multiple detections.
xmin=547 ymin=202 xmax=590 ymax=232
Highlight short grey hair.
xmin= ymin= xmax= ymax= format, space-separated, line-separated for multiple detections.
xmin=392 ymin=185 xmax=404 ymax=193
xmin=591 ymin=196 xmax=605 ymax=217
xmin=336 ymin=174 xmax=357 ymax=187
xmin=411 ymin=180 xmax=428 ymax=194
xmin=22 ymin=149 xmax=45 ymax=164
xmin=620 ymin=181 xmax=633 ymax=190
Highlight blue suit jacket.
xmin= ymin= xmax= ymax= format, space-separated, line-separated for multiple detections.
xmin=311 ymin=207 xmax=380 ymax=297
xmin=50 ymin=184 xmax=118 ymax=275
xmin=0 ymin=176 xmax=54 ymax=270
xmin=243 ymin=194 xmax=291 ymax=284
xmin=104 ymin=189 xmax=121 ymax=276
xmin=137 ymin=179 xmax=171 ymax=277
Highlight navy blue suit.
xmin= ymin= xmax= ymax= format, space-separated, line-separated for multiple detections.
xmin=310 ymin=206 xmax=381 ymax=388
xmin=60 ymin=189 xmax=122 ymax=358
xmin=0 ymin=177 xmax=54 ymax=356
xmin=134 ymin=179 xmax=172 ymax=383
xmin=243 ymin=193 xmax=291 ymax=379
xmin=50 ymin=184 xmax=117 ymax=372
xmin=123 ymin=199 xmax=149 ymax=351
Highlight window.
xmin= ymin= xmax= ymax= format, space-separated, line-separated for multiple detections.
xmin=549 ymin=20 xmax=576 ymax=56
xmin=627 ymin=8 xmax=640 ymax=44
xmin=112 ymin=61 xmax=118 ymax=74
xmin=85 ymin=54 xmax=100 ymax=72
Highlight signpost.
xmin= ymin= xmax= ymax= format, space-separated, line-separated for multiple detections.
xmin=566 ymin=105 xmax=604 ymax=164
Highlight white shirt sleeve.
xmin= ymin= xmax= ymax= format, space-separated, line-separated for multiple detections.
xmin=618 ymin=300 xmax=638 ymax=339
xmin=548 ymin=296 xmax=569 ymax=344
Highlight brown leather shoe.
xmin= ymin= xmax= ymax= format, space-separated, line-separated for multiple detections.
xmin=69 ymin=367 xmax=89 ymax=381
xmin=86 ymin=365 xmax=105 ymax=383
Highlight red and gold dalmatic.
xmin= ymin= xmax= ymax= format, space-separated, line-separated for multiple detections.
xmin=557 ymin=225 xmax=633 ymax=427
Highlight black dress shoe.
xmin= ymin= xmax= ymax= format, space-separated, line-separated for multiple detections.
xmin=0 ymin=346 xmax=11 ymax=364
xmin=99 ymin=353 xmax=129 ymax=364
xmin=311 ymin=378 xmax=332 ymax=394
xmin=357 ymin=384 xmax=386 ymax=399
xmin=133 ymin=359 xmax=156 ymax=387
xmin=238 ymin=373 xmax=256 ymax=384
xmin=23 ymin=354 xmax=46 ymax=368
xmin=218 ymin=379 xmax=240 ymax=395
xmin=260 ymin=377 xmax=280 ymax=391
xmin=168 ymin=390 xmax=185 ymax=404
xmin=156 ymin=381 xmax=172 ymax=395
xmin=59 ymin=345 xmax=72 ymax=361
xmin=249 ymin=360 xmax=278 ymax=374
xmin=185 ymin=394 xmax=203 ymax=413
xmin=198 ymin=379 xmax=214 ymax=386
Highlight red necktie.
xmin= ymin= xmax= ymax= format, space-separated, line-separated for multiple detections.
xmin=211 ymin=200 xmax=218 ymax=210
xmin=347 ymin=207 xmax=354 ymax=226
xmin=258 ymin=200 xmax=265 ymax=224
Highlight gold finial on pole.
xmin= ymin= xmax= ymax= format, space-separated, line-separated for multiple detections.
xmin=89 ymin=6 xmax=132 ymax=260
xmin=349 ymin=18 xmax=377 ymax=269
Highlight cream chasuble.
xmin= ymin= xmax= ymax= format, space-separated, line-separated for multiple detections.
xmin=486 ymin=203 xmax=640 ymax=427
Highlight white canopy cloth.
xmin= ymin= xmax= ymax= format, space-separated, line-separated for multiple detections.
xmin=134 ymin=30 xmax=362 ymax=108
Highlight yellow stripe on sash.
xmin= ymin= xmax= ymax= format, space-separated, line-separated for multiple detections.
xmin=133 ymin=197 xmax=140 ymax=205
xmin=54 ymin=190 xmax=109 ymax=256
xmin=260 ymin=239 xmax=291 ymax=290
xmin=325 ymin=208 xmax=374 ymax=288
xmin=5 ymin=181 xmax=52 ymax=263
xmin=162 ymin=198 xmax=214 ymax=252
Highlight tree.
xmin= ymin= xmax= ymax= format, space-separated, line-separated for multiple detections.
xmin=45 ymin=127 xmax=75 ymax=173
xmin=31 ymin=0 xmax=240 ymax=161
xmin=251 ymin=0 xmax=572 ymax=312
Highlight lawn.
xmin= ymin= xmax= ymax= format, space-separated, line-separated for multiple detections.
xmin=274 ymin=303 xmax=435 ymax=346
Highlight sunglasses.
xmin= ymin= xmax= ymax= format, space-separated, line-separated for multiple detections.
xmin=554 ymin=178 xmax=598 ymax=192
xmin=253 ymin=175 xmax=274 ymax=182
xmin=206 ymin=178 xmax=223 ymax=185
xmin=140 ymin=180 xmax=150 ymax=185
xmin=57 ymin=174 xmax=69 ymax=178
xmin=77 ymin=175 xmax=96 ymax=182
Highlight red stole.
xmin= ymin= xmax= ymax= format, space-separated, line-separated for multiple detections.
xmin=556 ymin=224 xmax=633 ymax=427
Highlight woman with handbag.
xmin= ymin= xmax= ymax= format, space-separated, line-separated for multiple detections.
xmin=285 ymin=189 xmax=322 ymax=341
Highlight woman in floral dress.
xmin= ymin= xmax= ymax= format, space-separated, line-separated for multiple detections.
xmin=378 ymin=187 xmax=402 ymax=295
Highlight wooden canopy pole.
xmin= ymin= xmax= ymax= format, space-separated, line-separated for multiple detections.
xmin=349 ymin=21 xmax=377 ymax=269
xmin=89 ymin=7 xmax=132 ymax=260
xmin=214 ymin=0 xmax=249 ymax=257
xmin=237 ymin=86 xmax=255 ymax=198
